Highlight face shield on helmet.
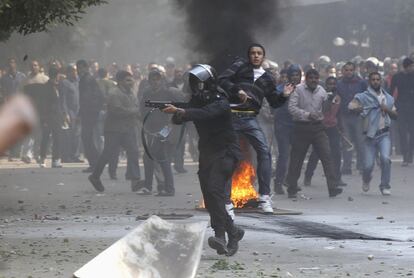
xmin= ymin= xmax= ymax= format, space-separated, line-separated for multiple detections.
xmin=188 ymin=64 xmax=218 ymax=102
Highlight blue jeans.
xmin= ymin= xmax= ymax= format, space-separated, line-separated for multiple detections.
xmin=363 ymin=133 xmax=391 ymax=189
xmin=342 ymin=114 xmax=365 ymax=172
xmin=231 ymin=117 xmax=272 ymax=195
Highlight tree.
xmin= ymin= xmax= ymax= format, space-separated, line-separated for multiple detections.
xmin=0 ymin=0 xmax=106 ymax=40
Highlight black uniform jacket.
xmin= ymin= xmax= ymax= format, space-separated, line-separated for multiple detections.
xmin=173 ymin=96 xmax=241 ymax=161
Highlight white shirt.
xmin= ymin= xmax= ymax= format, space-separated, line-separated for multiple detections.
xmin=253 ymin=67 xmax=265 ymax=82
xmin=376 ymin=91 xmax=386 ymax=129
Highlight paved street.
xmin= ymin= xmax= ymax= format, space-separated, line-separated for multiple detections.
xmin=0 ymin=158 xmax=413 ymax=278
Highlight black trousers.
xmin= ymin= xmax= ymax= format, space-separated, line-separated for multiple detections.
xmin=61 ymin=120 xmax=81 ymax=161
xmin=199 ymin=151 xmax=237 ymax=237
xmin=143 ymin=136 xmax=174 ymax=193
xmin=286 ymin=122 xmax=337 ymax=194
xmin=91 ymin=131 xmax=141 ymax=180
xmin=305 ymin=126 xmax=342 ymax=181
xmin=174 ymin=134 xmax=186 ymax=170
xmin=398 ymin=111 xmax=414 ymax=163
xmin=40 ymin=122 xmax=62 ymax=161
xmin=81 ymin=119 xmax=100 ymax=168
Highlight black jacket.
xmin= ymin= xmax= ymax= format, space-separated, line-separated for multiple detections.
xmin=173 ymin=96 xmax=240 ymax=161
xmin=105 ymin=86 xmax=139 ymax=133
xmin=218 ymin=59 xmax=286 ymax=113
xmin=79 ymin=73 xmax=104 ymax=121
xmin=140 ymin=85 xmax=181 ymax=134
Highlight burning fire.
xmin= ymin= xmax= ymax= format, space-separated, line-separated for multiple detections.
xmin=198 ymin=160 xmax=258 ymax=209
xmin=230 ymin=160 xmax=258 ymax=208
xmin=198 ymin=137 xmax=259 ymax=209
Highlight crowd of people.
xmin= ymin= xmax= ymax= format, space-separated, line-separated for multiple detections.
xmin=0 ymin=49 xmax=412 ymax=200
xmin=1 ymin=44 xmax=414 ymax=256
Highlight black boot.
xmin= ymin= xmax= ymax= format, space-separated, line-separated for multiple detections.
xmin=208 ymin=236 xmax=227 ymax=255
xmin=226 ymin=225 xmax=245 ymax=256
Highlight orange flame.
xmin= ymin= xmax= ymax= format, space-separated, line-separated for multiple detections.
xmin=230 ymin=160 xmax=258 ymax=208
xmin=198 ymin=136 xmax=258 ymax=210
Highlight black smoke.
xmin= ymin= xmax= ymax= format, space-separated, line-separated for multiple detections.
xmin=172 ymin=0 xmax=283 ymax=71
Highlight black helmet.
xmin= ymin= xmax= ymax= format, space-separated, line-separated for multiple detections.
xmin=188 ymin=64 xmax=218 ymax=102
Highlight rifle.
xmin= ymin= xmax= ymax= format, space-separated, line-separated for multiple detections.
xmin=144 ymin=100 xmax=189 ymax=109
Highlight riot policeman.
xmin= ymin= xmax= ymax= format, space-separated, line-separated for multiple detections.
xmin=162 ymin=64 xmax=244 ymax=256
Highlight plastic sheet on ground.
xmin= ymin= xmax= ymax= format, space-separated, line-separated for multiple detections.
xmin=73 ymin=215 xmax=207 ymax=278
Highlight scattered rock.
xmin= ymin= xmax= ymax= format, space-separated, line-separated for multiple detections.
xmin=376 ymin=216 xmax=384 ymax=220
xmin=17 ymin=200 xmax=24 ymax=204
xmin=253 ymin=251 xmax=259 ymax=255
xmin=368 ymin=254 xmax=374 ymax=260
xmin=348 ymin=196 xmax=354 ymax=201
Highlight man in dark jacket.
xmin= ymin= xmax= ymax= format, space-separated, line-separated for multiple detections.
xmin=337 ymin=62 xmax=367 ymax=175
xmin=36 ymin=67 xmax=64 ymax=168
xmin=273 ymin=64 xmax=302 ymax=195
xmin=60 ymin=64 xmax=82 ymax=163
xmin=162 ymin=64 xmax=244 ymax=257
xmin=77 ymin=59 xmax=104 ymax=173
xmin=390 ymin=57 xmax=414 ymax=166
xmin=88 ymin=70 xmax=142 ymax=192
xmin=219 ymin=43 xmax=291 ymax=214
xmin=139 ymin=69 xmax=180 ymax=196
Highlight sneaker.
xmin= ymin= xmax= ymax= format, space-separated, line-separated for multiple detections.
xmin=208 ymin=236 xmax=227 ymax=255
xmin=225 ymin=203 xmax=235 ymax=220
xmin=174 ymin=166 xmax=188 ymax=174
xmin=39 ymin=159 xmax=46 ymax=168
xmin=259 ymin=195 xmax=274 ymax=214
xmin=72 ymin=157 xmax=85 ymax=163
xmin=304 ymin=176 xmax=312 ymax=186
xmin=131 ymin=180 xmax=144 ymax=192
xmin=82 ymin=167 xmax=94 ymax=173
xmin=21 ymin=156 xmax=31 ymax=164
xmin=362 ymin=181 xmax=370 ymax=192
xmin=287 ymin=186 xmax=302 ymax=199
xmin=274 ymin=183 xmax=285 ymax=195
xmin=328 ymin=187 xmax=343 ymax=197
xmin=156 ymin=190 xmax=175 ymax=196
xmin=381 ymin=188 xmax=391 ymax=196
xmin=226 ymin=225 xmax=245 ymax=257
xmin=136 ymin=187 xmax=152 ymax=195
xmin=51 ymin=160 xmax=62 ymax=168
xmin=288 ymin=191 xmax=297 ymax=199
xmin=338 ymin=179 xmax=347 ymax=187
xmin=88 ymin=175 xmax=105 ymax=192
xmin=109 ymin=173 xmax=118 ymax=180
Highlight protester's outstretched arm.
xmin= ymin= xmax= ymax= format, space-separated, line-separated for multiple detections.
xmin=0 ymin=94 xmax=36 ymax=154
